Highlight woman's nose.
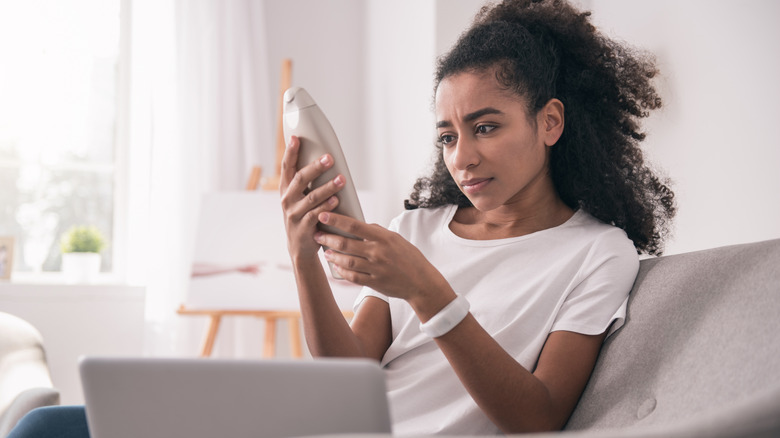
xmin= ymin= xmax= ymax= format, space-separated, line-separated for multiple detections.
xmin=449 ymin=136 xmax=479 ymax=170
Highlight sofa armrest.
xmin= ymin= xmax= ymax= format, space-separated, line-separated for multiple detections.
xmin=0 ymin=387 xmax=61 ymax=437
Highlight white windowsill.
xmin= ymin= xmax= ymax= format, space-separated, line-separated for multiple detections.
xmin=3 ymin=271 xmax=136 ymax=287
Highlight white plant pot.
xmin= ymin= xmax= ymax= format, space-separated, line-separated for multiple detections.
xmin=61 ymin=252 xmax=102 ymax=283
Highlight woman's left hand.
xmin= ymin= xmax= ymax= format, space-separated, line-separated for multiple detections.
xmin=314 ymin=212 xmax=451 ymax=308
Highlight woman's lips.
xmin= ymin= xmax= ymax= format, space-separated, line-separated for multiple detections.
xmin=460 ymin=177 xmax=492 ymax=194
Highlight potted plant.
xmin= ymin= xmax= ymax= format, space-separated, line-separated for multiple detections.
xmin=60 ymin=226 xmax=105 ymax=283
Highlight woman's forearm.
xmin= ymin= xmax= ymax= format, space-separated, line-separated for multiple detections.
xmin=432 ymin=316 xmax=559 ymax=433
xmin=292 ymin=254 xmax=369 ymax=358
xmin=407 ymin=285 xmax=602 ymax=434
xmin=429 ymin=313 xmax=605 ymax=433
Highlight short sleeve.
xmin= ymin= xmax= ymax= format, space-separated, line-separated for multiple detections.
xmin=551 ymin=232 xmax=639 ymax=338
xmin=353 ymin=287 xmax=389 ymax=313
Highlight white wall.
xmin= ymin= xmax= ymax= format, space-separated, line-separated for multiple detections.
xmin=588 ymin=0 xmax=780 ymax=254
xmin=363 ymin=0 xmax=438 ymax=226
xmin=435 ymin=0 xmax=486 ymax=57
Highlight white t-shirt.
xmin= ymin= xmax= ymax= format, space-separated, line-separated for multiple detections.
xmin=354 ymin=205 xmax=639 ymax=435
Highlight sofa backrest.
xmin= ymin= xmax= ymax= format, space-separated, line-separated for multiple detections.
xmin=565 ymin=239 xmax=780 ymax=431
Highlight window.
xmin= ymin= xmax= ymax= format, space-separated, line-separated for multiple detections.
xmin=0 ymin=0 xmax=123 ymax=275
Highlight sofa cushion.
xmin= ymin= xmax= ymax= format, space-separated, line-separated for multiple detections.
xmin=565 ymin=239 xmax=780 ymax=431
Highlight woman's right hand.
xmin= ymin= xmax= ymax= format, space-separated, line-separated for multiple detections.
xmin=280 ymin=136 xmax=386 ymax=360
xmin=279 ymin=135 xmax=345 ymax=261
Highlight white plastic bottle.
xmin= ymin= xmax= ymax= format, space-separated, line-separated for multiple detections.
xmin=283 ymin=87 xmax=365 ymax=279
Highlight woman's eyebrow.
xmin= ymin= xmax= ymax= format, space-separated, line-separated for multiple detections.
xmin=436 ymin=107 xmax=504 ymax=128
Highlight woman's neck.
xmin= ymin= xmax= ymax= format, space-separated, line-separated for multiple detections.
xmin=450 ymin=198 xmax=574 ymax=240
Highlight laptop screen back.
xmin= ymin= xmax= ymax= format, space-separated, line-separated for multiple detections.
xmin=80 ymin=357 xmax=391 ymax=438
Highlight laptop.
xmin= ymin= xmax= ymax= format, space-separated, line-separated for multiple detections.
xmin=79 ymin=356 xmax=392 ymax=438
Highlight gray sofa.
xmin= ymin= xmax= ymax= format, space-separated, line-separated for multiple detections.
xmin=0 ymin=312 xmax=60 ymax=437
xmin=547 ymin=238 xmax=780 ymax=437
xmin=325 ymin=238 xmax=780 ymax=438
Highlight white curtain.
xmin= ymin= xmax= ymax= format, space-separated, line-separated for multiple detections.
xmin=126 ymin=0 xmax=274 ymax=356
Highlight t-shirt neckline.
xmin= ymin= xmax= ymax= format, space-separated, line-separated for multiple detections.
xmin=442 ymin=205 xmax=585 ymax=247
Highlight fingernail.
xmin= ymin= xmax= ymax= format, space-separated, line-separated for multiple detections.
xmin=328 ymin=196 xmax=338 ymax=205
xmin=320 ymin=154 xmax=332 ymax=166
xmin=314 ymin=231 xmax=323 ymax=242
xmin=319 ymin=212 xmax=329 ymax=223
xmin=333 ymin=175 xmax=345 ymax=186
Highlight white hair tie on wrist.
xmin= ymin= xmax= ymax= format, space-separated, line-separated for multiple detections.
xmin=419 ymin=295 xmax=470 ymax=338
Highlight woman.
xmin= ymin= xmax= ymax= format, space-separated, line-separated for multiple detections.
xmin=280 ymin=0 xmax=674 ymax=435
xmin=8 ymin=0 xmax=674 ymax=436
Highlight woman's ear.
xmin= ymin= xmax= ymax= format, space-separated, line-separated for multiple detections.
xmin=540 ymin=98 xmax=564 ymax=147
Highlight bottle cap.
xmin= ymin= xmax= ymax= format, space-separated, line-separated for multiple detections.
xmin=283 ymin=87 xmax=317 ymax=112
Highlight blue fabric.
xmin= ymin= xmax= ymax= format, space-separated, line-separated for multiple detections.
xmin=6 ymin=406 xmax=89 ymax=438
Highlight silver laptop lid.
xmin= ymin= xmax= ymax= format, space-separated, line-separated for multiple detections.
xmin=80 ymin=356 xmax=391 ymax=438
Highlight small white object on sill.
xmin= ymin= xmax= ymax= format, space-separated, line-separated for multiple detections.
xmin=61 ymin=253 xmax=102 ymax=284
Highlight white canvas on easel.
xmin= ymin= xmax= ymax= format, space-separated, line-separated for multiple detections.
xmin=184 ymin=191 xmax=362 ymax=311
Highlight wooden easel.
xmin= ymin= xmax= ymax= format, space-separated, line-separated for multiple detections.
xmin=177 ymin=306 xmax=306 ymax=358
xmin=261 ymin=58 xmax=292 ymax=191
xmin=177 ymin=304 xmax=355 ymax=358
xmin=178 ymin=59 xmax=353 ymax=358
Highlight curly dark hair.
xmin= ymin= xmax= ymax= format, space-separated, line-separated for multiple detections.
xmin=405 ymin=0 xmax=676 ymax=255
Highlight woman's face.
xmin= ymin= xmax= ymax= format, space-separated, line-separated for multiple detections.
xmin=435 ymin=70 xmax=562 ymax=214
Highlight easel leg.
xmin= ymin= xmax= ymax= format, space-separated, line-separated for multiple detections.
xmin=288 ymin=316 xmax=303 ymax=358
xmin=201 ymin=314 xmax=222 ymax=357
xmin=263 ymin=318 xmax=277 ymax=358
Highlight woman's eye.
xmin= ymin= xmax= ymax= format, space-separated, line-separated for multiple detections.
xmin=438 ymin=134 xmax=456 ymax=145
xmin=476 ymin=125 xmax=496 ymax=135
